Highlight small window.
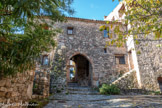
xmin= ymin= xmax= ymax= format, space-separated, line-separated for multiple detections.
xmin=104 ymin=48 xmax=107 ymax=53
xmin=41 ymin=24 xmax=49 ymax=30
xmin=115 ymin=55 xmax=125 ymax=64
xmin=103 ymin=29 xmax=109 ymax=38
xmin=67 ymin=27 xmax=74 ymax=35
xmin=42 ymin=55 xmax=49 ymax=65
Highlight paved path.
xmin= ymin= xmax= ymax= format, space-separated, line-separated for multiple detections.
xmin=44 ymin=94 xmax=162 ymax=108
xmin=44 ymin=87 xmax=162 ymax=108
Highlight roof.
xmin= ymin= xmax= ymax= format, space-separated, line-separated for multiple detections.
xmin=38 ymin=16 xmax=122 ymax=25
xmin=104 ymin=1 xmax=125 ymax=21
xmin=66 ymin=17 xmax=122 ymax=24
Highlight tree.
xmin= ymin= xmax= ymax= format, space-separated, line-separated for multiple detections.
xmin=0 ymin=0 xmax=74 ymax=77
xmin=102 ymin=0 xmax=161 ymax=47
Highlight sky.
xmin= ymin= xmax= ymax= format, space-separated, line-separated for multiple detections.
xmin=69 ymin=0 xmax=120 ymax=20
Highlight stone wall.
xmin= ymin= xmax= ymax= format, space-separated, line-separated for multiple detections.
xmin=0 ymin=70 xmax=35 ymax=108
xmin=48 ymin=17 xmax=129 ymax=90
xmin=50 ymin=47 xmax=67 ymax=93
xmin=112 ymin=70 xmax=138 ymax=89
xmin=135 ymin=34 xmax=162 ymax=91
xmin=32 ymin=71 xmax=50 ymax=99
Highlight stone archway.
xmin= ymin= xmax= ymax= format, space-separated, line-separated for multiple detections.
xmin=66 ymin=54 xmax=93 ymax=86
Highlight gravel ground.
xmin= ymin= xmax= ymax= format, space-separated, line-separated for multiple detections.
xmin=44 ymin=93 xmax=162 ymax=108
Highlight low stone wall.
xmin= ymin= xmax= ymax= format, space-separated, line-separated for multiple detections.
xmin=32 ymin=71 xmax=50 ymax=99
xmin=112 ymin=70 xmax=139 ymax=89
xmin=50 ymin=74 xmax=66 ymax=94
xmin=0 ymin=70 xmax=35 ymax=108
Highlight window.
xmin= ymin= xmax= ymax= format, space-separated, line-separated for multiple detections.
xmin=67 ymin=27 xmax=74 ymax=35
xmin=103 ymin=29 xmax=109 ymax=38
xmin=40 ymin=24 xmax=49 ymax=30
xmin=104 ymin=48 xmax=107 ymax=53
xmin=42 ymin=55 xmax=49 ymax=65
xmin=115 ymin=55 xmax=125 ymax=64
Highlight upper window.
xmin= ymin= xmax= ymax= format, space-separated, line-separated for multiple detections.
xmin=42 ymin=55 xmax=49 ymax=66
xmin=67 ymin=27 xmax=74 ymax=35
xmin=103 ymin=29 xmax=109 ymax=38
xmin=115 ymin=55 xmax=125 ymax=64
xmin=103 ymin=27 xmax=109 ymax=38
xmin=41 ymin=24 xmax=49 ymax=30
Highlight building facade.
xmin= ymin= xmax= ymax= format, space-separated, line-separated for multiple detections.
xmin=38 ymin=17 xmax=132 ymax=91
xmin=104 ymin=2 xmax=162 ymax=91
xmin=36 ymin=3 xmax=162 ymax=92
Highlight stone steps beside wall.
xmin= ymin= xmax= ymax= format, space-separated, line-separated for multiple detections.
xmin=111 ymin=69 xmax=139 ymax=90
xmin=112 ymin=69 xmax=136 ymax=84
xmin=67 ymin=90 xmax=100 ymax=95
xmin=65 ymin=83 xmax=99 ymax=95
xmin=67 ymin=82 xmax=79 ymax=87
xmin=66 ymin=86 xmax=92 ymax=91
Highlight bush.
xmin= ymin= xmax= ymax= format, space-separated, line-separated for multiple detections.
xmin=99 ymin=84 xmax=120 ymax=95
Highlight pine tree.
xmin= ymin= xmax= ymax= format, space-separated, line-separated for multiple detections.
xmin=0 ymin=0 xmax=74 ymax=76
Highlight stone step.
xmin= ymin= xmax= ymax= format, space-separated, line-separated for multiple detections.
xmin=67 ymin=83 xmax=79 ymax=87
xmin=66 ymin=87 xmax=92 ymax=91
xmin=68 ymin=90 xmax=99 ymax=95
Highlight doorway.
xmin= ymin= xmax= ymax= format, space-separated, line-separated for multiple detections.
xmin=157 ymin=77 xmax=162 ymax=92
xmin=67 ymin=54 xmax=92 ymax=86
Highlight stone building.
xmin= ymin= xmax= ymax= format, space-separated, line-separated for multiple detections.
xmin=37 ymin=3 xmax=162 ymax=92
xmin=38 ymin=17 xmax=132 ymax=91
xmin=104 ymin=2 xmax=162 ymax=91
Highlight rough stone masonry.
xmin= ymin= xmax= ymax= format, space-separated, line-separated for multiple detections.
xmin=39 ymin=17 xmax=162 ymax=93
xmin=42 ymin=17 xmax=131 ymax=92
xmin=134 ymin=34 xmax=162 ymax=91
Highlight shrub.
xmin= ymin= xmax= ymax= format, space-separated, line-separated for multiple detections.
xmin=99 ymin=84 xmax=120 ymax=95
xmin=148 ymin=91 xmax=162 ymax=95
xmin=154 ymin=91 xmax=161 ymax=95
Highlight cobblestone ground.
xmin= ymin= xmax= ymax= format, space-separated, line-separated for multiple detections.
xmin=44 ymin=93 xmax=162 ymax=108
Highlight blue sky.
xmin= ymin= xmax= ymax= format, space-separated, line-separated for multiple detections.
xmin=69 ymin=0 xmax=120 ymax=20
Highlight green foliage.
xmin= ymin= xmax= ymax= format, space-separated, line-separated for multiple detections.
xmin=92 ymin=87 xmax=100 ymax=92
xmin=147 ymin=91 xmax=162 ymax=95
xmin=154 ymin=91 xmax=161 ymax=95
xmin=0 ymin=0 xmax=74 ymax=77
xmin=33 ymin=84 xmax=38 ymax=89
xmin=99 ymin=84 xmax=120 ymax=95
xmin=102 ymin=0 xmax=162 ymax=47
xmin=137 ymin=50 xmax=141 ymax=55
xmin=56 ymin=89 xmax=61 ymax=93
xmin=65 ymin=90 xmax=69 ymax=95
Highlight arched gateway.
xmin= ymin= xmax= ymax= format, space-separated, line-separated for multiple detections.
xmin=66 ymin=54 xmax=93 ymax=86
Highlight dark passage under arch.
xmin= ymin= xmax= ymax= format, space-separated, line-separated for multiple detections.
xmin=68 ymin=54 xmax=92 ymax=86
